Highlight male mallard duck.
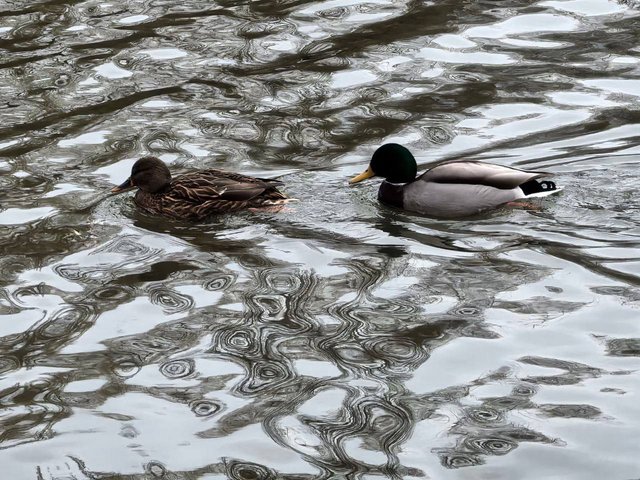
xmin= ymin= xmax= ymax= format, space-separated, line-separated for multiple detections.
xmin=350 ymin=143 xmax=562 ymax=218
xmin=111 ymin=156 xmax=290 ymax=220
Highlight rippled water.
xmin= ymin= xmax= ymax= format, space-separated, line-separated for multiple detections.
xmin=1 ymin=0 xmax=640 ymax=478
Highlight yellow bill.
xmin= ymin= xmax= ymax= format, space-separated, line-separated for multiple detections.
xmin=349 ymin=166 xmax=375 ymax=184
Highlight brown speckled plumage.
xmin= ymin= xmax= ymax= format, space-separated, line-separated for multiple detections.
xmin=112 ymin=157 xmax=289 ymax=220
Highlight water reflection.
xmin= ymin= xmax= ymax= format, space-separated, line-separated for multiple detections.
xmin=1 ymin=0 xmax=640 ymax=478
xmin=3 ymin=231 xmax=630 ymax=476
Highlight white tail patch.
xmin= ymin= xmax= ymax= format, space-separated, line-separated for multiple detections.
xmin=265 ymin=198 xmax=299 ymax=205
xmin=525 ymin=186 xmax=564 ymax=198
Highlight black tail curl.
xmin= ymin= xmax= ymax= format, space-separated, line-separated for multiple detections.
xmin=520 ymin=179 xmax=557 ymax=195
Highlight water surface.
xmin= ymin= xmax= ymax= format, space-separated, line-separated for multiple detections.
xmin=1 ymin=0 xmax=640 ymax=478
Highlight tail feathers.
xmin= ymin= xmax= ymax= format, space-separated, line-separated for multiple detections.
xmin=520 ymin=179 xmax=563 ymax=198
xmin=262 ymin=186 xmax=290 ymax=201
xmin=267 ymin=188 xmax=288 ymax=200
xmin=261 ymin=178 xmax=285 ymax=188
xmin=263 ymin=197 xmax=298 ymax=205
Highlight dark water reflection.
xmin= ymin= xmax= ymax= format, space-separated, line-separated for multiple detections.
xmin=1 ymin=0 xmax=640 ymax=478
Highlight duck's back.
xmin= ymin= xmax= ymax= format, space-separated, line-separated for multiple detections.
xmin=421 ymin=161 xmax=545 ymax=188
xmin=135 ymin=169 xmax=286 ymax=220
xmin=171 ymin=170 xmax=284 ymax=200
xmin=398 ymin=161 xmax=549 ymax=217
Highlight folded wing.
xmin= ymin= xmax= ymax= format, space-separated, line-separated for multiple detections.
xmin=422 ymin=161 xmax=549 ymax=189
xmin=169 ymin=170 xmax=285 ymax=203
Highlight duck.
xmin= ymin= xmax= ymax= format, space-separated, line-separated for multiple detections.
xmin=349 ymin=143 xmax=562 ymax=218
xmin=111 ymin=156 xmax=290 ymax=220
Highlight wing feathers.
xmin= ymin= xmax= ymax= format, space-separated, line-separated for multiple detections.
xmin=422 ymin=161 xmax=549 ymax=189
xmin=169 ymin=170 xmax=281 ymax=204
xmin=133 ymin=168 xmax=288 ymax=220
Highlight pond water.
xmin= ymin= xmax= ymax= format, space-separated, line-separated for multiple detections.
xmin=1 ymin=0 xmax=639 ymax=478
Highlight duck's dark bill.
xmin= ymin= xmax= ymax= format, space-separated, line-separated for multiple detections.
xmin=111 ymin=178 xmax=135 ymax=193
xmin=349 ymin=166 xmax=375 ymax=184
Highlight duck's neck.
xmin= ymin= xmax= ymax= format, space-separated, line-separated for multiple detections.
xmin=384 ymin=165 xmax=417 ymax=184
xmin=378 ymin=181 xmax=404 ymax=208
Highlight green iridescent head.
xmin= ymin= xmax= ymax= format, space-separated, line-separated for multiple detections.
xmin=350 ymin=143 xmax=418 ymax=184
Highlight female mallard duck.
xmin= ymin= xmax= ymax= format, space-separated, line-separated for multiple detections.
xmin=111 ymin=156 xmax=290 ymax=220
xmin=350 ymin=143 xmax=562 ymax=218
